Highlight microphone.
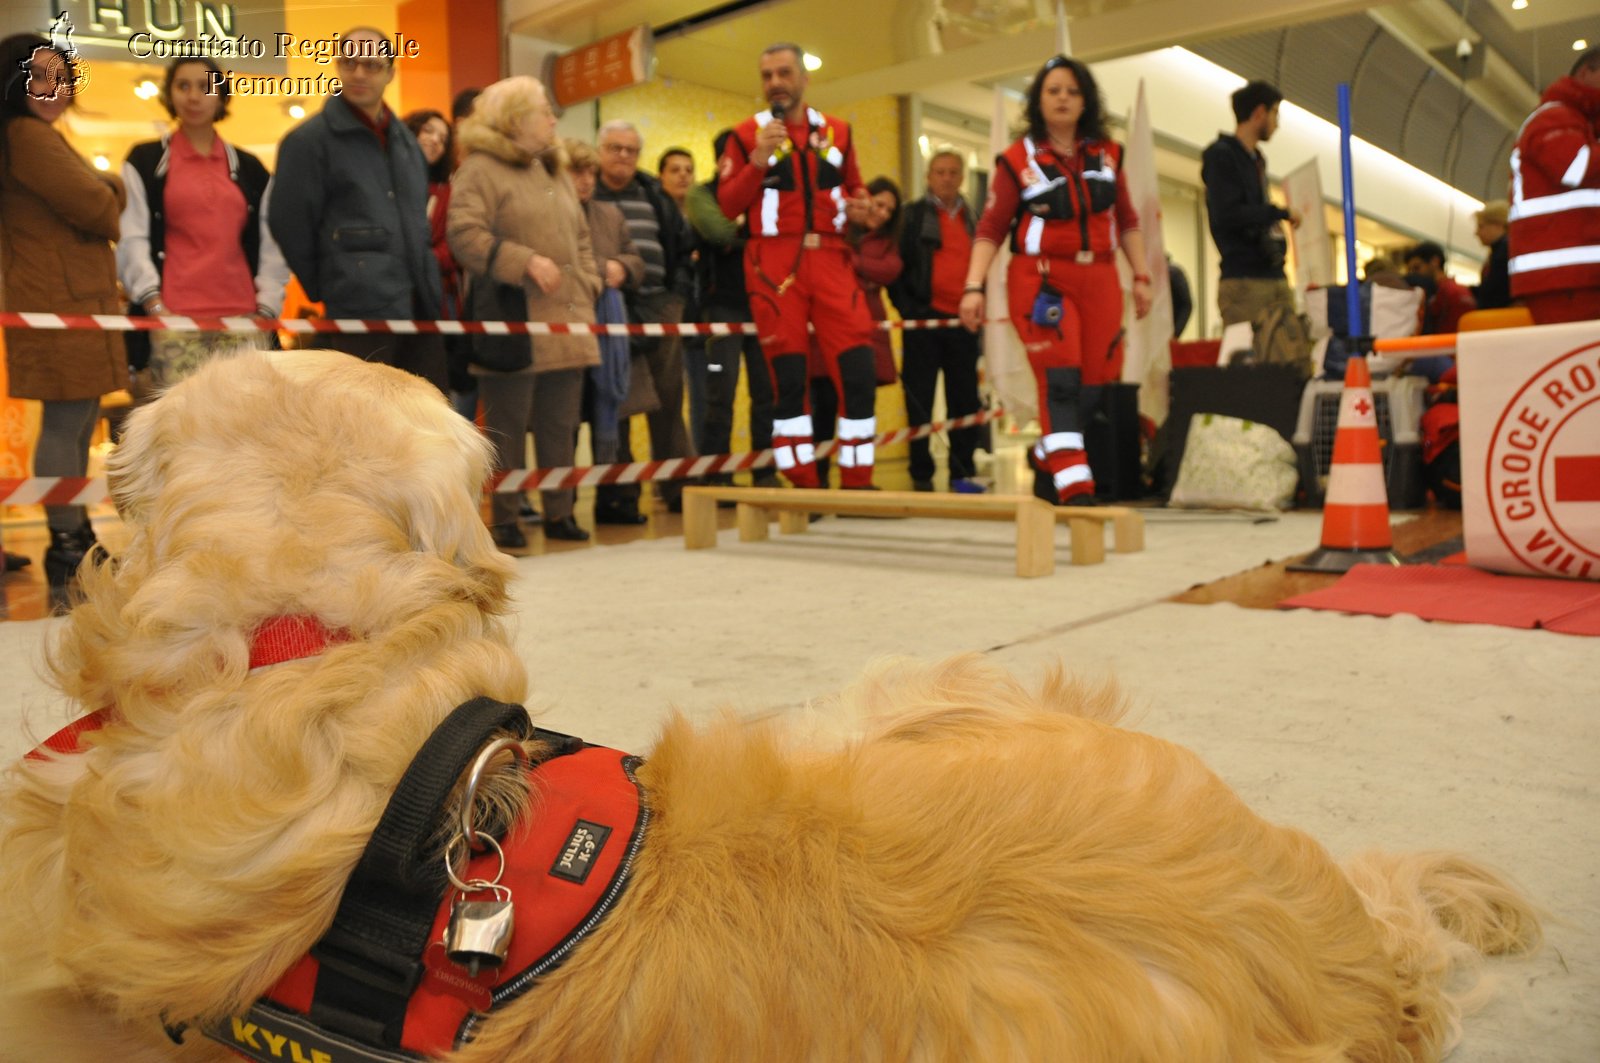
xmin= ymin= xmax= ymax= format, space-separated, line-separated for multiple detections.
xmin=770 ymin=102 xmax=786 ymax=122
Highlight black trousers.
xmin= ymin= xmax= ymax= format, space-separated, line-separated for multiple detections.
xmin=900 ymin=325 xmax=981 ymax=483
xmin=320 ymin=330 xmax=448 ymax=394
xmin=702 ymin=308 xmax=775 ymax=462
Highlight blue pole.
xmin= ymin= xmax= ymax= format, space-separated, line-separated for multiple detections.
xmin=1337 ymin=83 xmax=1362 ymax=337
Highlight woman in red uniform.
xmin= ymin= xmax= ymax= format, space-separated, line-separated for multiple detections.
xmin=960 ymin=55 xmax=1152 ymax=504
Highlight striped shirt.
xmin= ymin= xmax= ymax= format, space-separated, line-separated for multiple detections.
xmin=594 ymin=180 xmax=665 ymax=295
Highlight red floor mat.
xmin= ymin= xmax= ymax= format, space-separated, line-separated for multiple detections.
xmin=1280 ymin=563 xmax=1600 ymax=635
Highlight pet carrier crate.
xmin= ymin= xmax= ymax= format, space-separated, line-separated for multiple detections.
xmin=1292 ymin=374 xmax=1426 ymax=509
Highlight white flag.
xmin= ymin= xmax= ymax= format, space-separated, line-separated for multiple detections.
xmin=1121 ymin=78 xmax=1173 ymax=424
xmin=984 ymin=85 xmax=1037 ymax=427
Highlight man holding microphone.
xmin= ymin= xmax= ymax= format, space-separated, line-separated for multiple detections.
xmin=717 ymin=42 xmax=878 ymax=489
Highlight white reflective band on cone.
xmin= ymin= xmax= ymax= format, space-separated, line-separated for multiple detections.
xmin=774 ymin=445 xmax=796 ymax=470
xmin=774 ymin=414 xmax=814 ymax=437
xmin=855 ymin=442 xmax=874 ymax=465
xmin=1324 ymin=467 xmax=1388 ymax=506
xmin=796 ymin=442 xmax=815 ymax=465
xmin=1053 ymin=464 xmax=1093 ymax=489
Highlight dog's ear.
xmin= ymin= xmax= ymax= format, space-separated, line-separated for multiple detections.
xmin=373 ymin=374 xmax=517 ymax=601
xmin=104 ymin=381 xmax=185 ymax=527
xmin=406 ymin=418 xmax=502 ymax=552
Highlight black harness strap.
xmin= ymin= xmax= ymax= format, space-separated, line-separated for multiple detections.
xmin=307 ymin=697 xmax=580 ymax=1049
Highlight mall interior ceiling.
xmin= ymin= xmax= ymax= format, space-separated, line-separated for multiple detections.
xmin=511 ymin=0 xmax=1598 ymax=202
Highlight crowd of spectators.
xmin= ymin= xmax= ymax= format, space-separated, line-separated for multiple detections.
xmin=5 ymin=27 xmax=1592 ymax=568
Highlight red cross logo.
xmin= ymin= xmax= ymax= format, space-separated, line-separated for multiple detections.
xmin=1353 ymin=396 xmax=1371 ymax=417
xmin=1555 ymin=456 xmax=1600 ymax=503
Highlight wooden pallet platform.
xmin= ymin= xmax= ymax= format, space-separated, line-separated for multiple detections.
xmin=681 ymin=487 xmax=1143 ymax=578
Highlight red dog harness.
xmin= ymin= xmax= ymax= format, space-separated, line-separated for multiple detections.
xmin=211 ymin=741 xmax=646 ymax=1061
xmin=23 ymin=619 xmax=647 ymax=1062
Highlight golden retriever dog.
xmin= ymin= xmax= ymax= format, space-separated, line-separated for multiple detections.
xmin=0 ymin=350 xmax=1539 ymax=1062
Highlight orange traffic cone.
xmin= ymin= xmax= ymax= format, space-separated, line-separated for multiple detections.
xmin=1289 ymin=356 xmax=1400 ymax=572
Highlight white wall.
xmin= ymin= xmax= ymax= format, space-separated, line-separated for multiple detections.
xmin=507 ymin=32 xmax=599 ymax=142
xmin=1091 ymin=48 xmax=1487 ymax=260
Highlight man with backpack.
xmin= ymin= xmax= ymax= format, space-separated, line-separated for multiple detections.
xmin=1201 ymin=80 xmax=1311 ymax=373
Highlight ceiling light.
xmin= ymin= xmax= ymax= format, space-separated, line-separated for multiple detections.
xmin=803 ymin=53 xmax=822 ymax=71
xmin=287 ymin=103 xmax=305 ymax=119
xmin=134 ymin=80 xmax=158 ymax=100
xmin=92 ymin=154 xmax=110 ymax=171
xmin=1510 ymin=0 xmax=1526 ymax=9
xmin=1577 ymin=39 xmax=1590 ymax=51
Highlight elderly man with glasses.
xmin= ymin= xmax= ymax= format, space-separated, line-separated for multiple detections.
xmin=590 ymin=119 xmax=697 ymax=521
xmin=269 ymin=25 xmax=445 ymax=390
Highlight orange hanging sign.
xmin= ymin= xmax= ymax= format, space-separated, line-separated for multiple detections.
xmin=548 ymin=26 xmax=654 ymax=108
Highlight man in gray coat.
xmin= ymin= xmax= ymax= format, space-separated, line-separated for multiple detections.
xmin=269 ymin=26 xmax=444 ymax=389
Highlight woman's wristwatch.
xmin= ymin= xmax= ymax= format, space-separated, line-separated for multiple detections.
xmin=1132 ymin=274 xmax=1152 ymax=286
xmin=963 ymin=284 xmax=985 ymax=294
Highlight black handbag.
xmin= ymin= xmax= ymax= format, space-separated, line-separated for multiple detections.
xmin=466 ymin=240 xmax=533 ymax=373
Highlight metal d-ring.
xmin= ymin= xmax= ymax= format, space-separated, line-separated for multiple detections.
xmin=458 ymin=736 xmax=528 ymax=849
xmin=444 ymin=830 xmax=507 ymax=893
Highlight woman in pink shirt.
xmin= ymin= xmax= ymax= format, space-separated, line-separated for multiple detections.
xmin=117 ymin=56 xmax=288 ymax=388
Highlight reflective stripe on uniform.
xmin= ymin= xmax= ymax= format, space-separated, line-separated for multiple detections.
xmin=774 ymin=414 xmax=814 ymax=437
xmin=1509 ymin=244 xmax=1600 ymax=274
xmin=1022 ymin=215 xmax=1045 ymax=255
xmin=838 ymin=416 xmax=875 ymax=439
xmin=1053 ymin=464 xmax=1093 ymax=490
xmin=1508 ymin=186 xmax=1600 ymax=221
xmin=1562 ymin=144 xmax=1592 ymax=189
xmin=1039 ymin=431 xmax=1085 ymax=453
xmin=761 ymin=188 xmax=781 ymax=236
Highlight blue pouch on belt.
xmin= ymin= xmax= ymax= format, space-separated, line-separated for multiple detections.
xmin=1031 ymin=282 xmax=1064 ymax=328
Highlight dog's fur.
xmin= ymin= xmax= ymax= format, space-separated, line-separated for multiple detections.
xmin=0 ymin=351 xmax=1539 ymax=1062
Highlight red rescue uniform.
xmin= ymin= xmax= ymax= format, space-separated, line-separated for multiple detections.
xmin=976 ymin=135 xmax=1140 ymax=501
xmin=1509 ymin=75 xmax=1600 ymax=324
xmin=719 ymin=107 xmax=879 ymax=488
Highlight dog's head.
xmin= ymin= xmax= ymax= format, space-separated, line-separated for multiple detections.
xmin=103 ymin=348 xmax=513 ymax=625
xmin=17 ymin=351 xmax=533 ymax=1020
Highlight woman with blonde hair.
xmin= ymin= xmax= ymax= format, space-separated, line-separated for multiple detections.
xmin=449 ymin=76 xmax=601 ymax=547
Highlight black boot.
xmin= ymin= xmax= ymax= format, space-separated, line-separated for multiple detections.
xmin=44 ymin=528 xmax=89 ymax=588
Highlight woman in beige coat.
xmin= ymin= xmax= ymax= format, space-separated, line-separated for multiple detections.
xmin=448 ymin=75 xmax=600 ymax=547
xmin=1 ymin=34 xmax=128 ymax=586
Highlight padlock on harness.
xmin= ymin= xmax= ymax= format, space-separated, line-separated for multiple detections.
xmin=445 ymin=884 xmax=515 ymax=977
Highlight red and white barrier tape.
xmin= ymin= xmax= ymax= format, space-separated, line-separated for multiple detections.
xmin=0 ymin=409 xmax=1004 ymax=507
xmin=0 ymin=311 xmax=979 ymax=336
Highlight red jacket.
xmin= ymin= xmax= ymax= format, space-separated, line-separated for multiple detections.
xmin=718 ymin=107 xmax=862 ymax=238
xmin=1509 ymin=76 xmax=1600 ymax=297
xmin=1426 ymin=274 xmax=1477 ymax=334
xmin=977 ymin=135 xmax=1139 ymax=259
